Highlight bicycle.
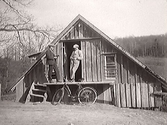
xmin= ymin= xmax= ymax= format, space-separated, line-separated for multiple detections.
xmin=51 ymin=82 xmax=97 ymax=105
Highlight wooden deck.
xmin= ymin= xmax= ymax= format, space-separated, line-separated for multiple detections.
xmin=44 ymin=81 xmax=115 ymax=85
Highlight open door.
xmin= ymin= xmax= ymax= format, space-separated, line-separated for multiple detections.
xmin=63 ymin=41 xmax=82 ymax=82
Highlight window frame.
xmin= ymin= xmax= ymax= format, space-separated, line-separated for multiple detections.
xmin=104 ymin=54 xmax=117 ymax=80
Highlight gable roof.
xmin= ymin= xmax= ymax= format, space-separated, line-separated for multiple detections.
xmin=9 ymin=14 xmax=167 ymax=92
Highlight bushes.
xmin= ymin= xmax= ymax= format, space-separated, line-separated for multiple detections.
xmin=0 ymin=57 xmax=32 ymax=94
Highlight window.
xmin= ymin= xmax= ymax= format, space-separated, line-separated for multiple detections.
xmin=104 ymin=55 xmax=116 ymax=79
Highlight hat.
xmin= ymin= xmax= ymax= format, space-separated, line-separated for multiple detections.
xmin=48 ymin=44 xmax=55 ymax=47
xmin=73 ymin=44 xmax=79 ymax=48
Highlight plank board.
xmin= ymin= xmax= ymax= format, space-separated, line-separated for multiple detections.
xmin=126 ymin=83 xmax=132 ymax=107
xmin=85 ymin=41 xmax=92 ymax=81
xmin=59 ymin=42 xmax=64 ymax=81
xmin=123 ymin=56 xmax=128 ymax=83
xmin=120 ymin=83 xmax=127 ymax=107
xmin=79 ymin=23 xmax=84 ymax=38
xmin=136 ymin=66 xmax=140 ymax=83
xmin=70 ymin=27 xmax=75 ymax=39
xmin=96 ymin=40 xmax=101 ymax=81
xmin=141 ymin=83 xmax=149 ymax=107
xmin=136 ymin=83 xmax=141 ymax=107
xmin=103 ymin=85 xmax=112 ymax=104
xmin=115 ymin=84 xmax=121 ymax=107
xmin=120 ymin=55 xmax=123 ymax=83
xmin=148 ymin=83 xmax=155 ymax=107
xmin=131 ymin=83 xmax=136 ymax=107
xmin=116 ymin=53 xmax=121 ymax=83
xmin=154 ymin=82 xmax=162 ymax=108
xmin=81 ymin=41 xmax=86 ymax=79
xmin=113 ymin=83 xmax=116 ymax=105
xmin=44 ymin=81 xmax=113 ymax=85
xmin=74 ymin=26 xmax=78 ymax=38
xmin=91 ymin=41 xmax=98 ymax=81
xmin=16 ymin=77 xmax=24 ymax=102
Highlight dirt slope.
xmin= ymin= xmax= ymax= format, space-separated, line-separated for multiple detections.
xmin=0 ymin=101 xmax=167 ymax=125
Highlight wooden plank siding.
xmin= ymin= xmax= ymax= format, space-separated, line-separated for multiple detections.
xmin=85 ymin=41 xmax=92 ymax=81
xmin=103 ymin=85 xmax=112 ymax=104
xmin=114 ymin=52 xmax=163 ymax=108
xmin=59 ymin=20 xmax=164 ymax=108
xmin=126 ymin=83 xmax=132 ymax=107
xmin=58 ymin=42 xmax=64 ymax=82
xmin=136 ymin=83 xmax=142 ymax=107
xmin=96 ymin=40 xmax=102 ymax=81
xmin=116 ymin=53 xmax=121 ymax=83
xmin=148 ymin=83 xmax=155 ymax=107
xmin=81 ymin=41 xmax=86 ymax=79
xmin=120 ymin=83 xmax=127 ymax=107
xmin=81 ymin=40 xmax=102 ymax=82
xmin=114 ymin=82 xmax=163 ymax=108
xmin=154 ymin=80 xmax=163 ymax=108
xmin=115 ymin=83 xmax=121 ymax=107
xmin=91 ymin=41 xmax=98 ymax=81
xmin=23 ymin=59 xmax=48 ymax=88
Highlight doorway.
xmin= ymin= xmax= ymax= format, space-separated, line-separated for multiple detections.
xmin=63 ymin=41 xmax=82 ymax=82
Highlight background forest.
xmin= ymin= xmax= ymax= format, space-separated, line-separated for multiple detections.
xmin=114 ymin=34 xmax=167 ymax=57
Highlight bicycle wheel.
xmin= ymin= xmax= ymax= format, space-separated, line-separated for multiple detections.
xmin=51 ymin=88 xmax=64 ymax=105
xmin=78 ymin=87 xmax=97 ymax=104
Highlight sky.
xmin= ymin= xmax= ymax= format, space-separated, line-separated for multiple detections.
xmin=10 ymin=0 xmax=167 ymax=38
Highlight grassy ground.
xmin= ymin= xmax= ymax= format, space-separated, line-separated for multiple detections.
xmin=137 ymin=57 xmax=167 ymax=80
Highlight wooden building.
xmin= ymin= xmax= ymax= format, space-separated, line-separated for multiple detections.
xmin=9 ymin=15 xmax=167 ymax=108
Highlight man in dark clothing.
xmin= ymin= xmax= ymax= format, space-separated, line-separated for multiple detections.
xmin=46 ymin=44 xmax=61 ymax=83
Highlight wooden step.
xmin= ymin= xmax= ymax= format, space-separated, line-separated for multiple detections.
xmin=34 ymin=84 xmax=47 ymax=90
xmin=34 ymin=84 xmax=46 ymax=87
xmin=30 ymin=93 xmax=45 ymax=98
xmin=32 ymin=88 xmax=46 ymax=93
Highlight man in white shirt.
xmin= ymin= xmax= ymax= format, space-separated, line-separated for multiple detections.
xmin=70 ymin=44 xmax=83 ymax=82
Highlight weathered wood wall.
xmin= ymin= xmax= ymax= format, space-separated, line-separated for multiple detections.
xmin=59 ymin=20 xmax=117 ymax=82
xmin=115 ymin=52 xmax=163 ymax=108
xmin=55 ymin=20 xmax=164 ymax=107
xmin=15 ymin=19 xmax=164 ymax=106
xmin=114 ymin=82 xmax=162 ymax=108
xmin=24 ymin=60 xmax=48 ymax=88
xmin=81 ymin=40 xmax=102 ymax=82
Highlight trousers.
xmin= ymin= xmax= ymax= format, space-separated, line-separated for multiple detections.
xmin=70 ymin=59 xmax=80 ymax=80
xmin=48 ymin=61 xmax=60 ymax=82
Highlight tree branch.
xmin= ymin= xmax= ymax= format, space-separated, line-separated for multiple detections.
xmin=1 ymin=0 xmax=31 ymax=21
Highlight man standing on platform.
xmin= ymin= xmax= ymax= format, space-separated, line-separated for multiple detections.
xmin=46 ymin=44 xmax=61 ymax=83
xmin=70 ymin=44 xmax=83 ymax=82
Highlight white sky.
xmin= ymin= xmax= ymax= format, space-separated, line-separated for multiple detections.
xmin=21 ymin=0 xmax=167 ymax=38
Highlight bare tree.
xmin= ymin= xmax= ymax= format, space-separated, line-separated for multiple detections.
xmin=0 ymin=0 xmax=62 ymax=93
xmin=0 ymin=0 xmax=61 ymax=58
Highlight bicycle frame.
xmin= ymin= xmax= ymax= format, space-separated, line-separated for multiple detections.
xmin=63 ymin=82 xmax=83 ymax=97
xmin=63 ymin=83 xmax=72 ymax=96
